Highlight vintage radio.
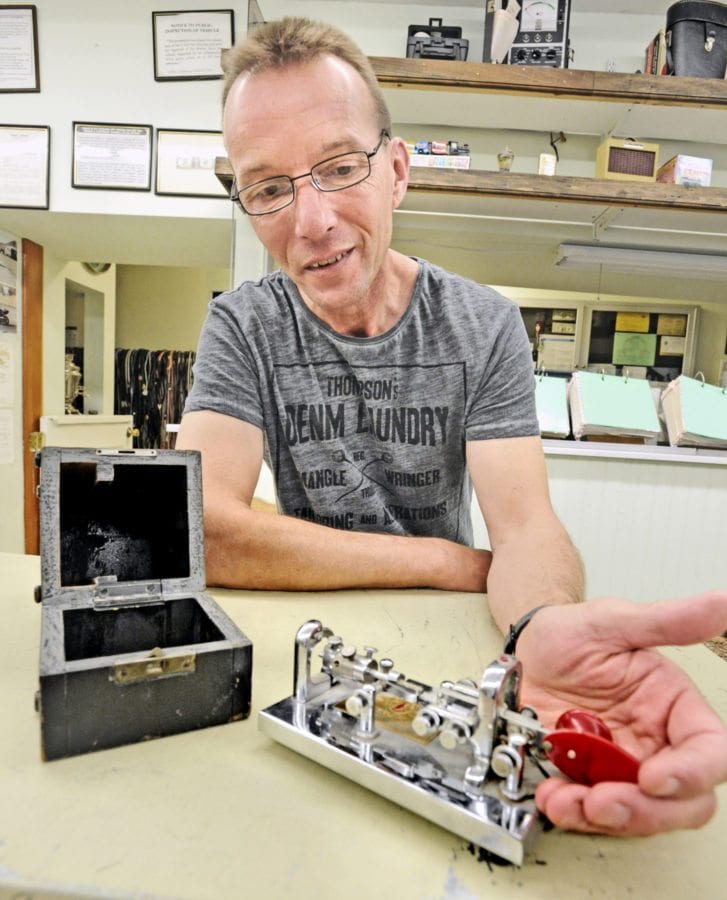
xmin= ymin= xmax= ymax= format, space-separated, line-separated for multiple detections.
xmin=35 ymin=447 xmax=252 ymax=761
xmin=595 ymin=137 xmax=660 ymax=182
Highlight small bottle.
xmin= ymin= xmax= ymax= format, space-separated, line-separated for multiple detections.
xmin=497 ymin=146 xmax=515 ymax=172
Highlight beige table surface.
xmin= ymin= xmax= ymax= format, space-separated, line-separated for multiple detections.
xmin=1 ymin=551 xmax=725 ymax=900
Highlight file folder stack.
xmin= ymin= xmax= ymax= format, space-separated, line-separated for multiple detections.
xmin=569 ymin=370 xmax=661 ymax=441
xmin=660 ymin=375 xmax=727 ymax=449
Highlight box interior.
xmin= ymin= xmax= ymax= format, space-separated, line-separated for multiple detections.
xmin=59 ymin=461 xmax=191 ymax=587
xmin=63 ymin=597 xmax=225 ymax=661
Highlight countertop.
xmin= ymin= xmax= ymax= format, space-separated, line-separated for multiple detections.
xmin=1 ymin=551 xmax=725 ymax=900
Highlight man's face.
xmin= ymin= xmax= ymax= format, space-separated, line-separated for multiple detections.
xmin=223 ymin=55 xmax=408 ymax=330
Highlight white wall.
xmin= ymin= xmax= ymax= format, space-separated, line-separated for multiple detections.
xmin=0 ymin=0 xmax=230 ymax=224
xmin=116 ymin=264 xmax=231 ymax=350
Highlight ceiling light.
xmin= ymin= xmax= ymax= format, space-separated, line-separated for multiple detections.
xmin=554 ymin=243 xmax=727 ymax=280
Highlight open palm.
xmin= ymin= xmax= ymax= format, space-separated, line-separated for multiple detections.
xmin=514 ymin=593 xmax=727 ymax=835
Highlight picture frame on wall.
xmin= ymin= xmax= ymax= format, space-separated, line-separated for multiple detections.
xmin=0 ymin=124 xmax=50 ymax=209
xmin=0 ymin=5 xmax=40 ymax=92
xmin=72 ymin=122 xmax=153 ymax=191
xmin=152 ymin=9 xmax=234 ymax=81
xmin=155 ymin=129 xmax=228 ymax=198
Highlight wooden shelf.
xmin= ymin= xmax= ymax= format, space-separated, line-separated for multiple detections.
xmin=215 ymin=158 xmax=727 ymax=216
xmin=406 ymin=168 xmax=727 ymax=213
xmin=215 ymin=60 xmax=727 ymax=235
xmin=369 ymin=56 xmax=727 ymax=110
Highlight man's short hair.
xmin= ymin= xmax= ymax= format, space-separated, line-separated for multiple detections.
xmin=221 ymin=17 xmax=391 ymax=132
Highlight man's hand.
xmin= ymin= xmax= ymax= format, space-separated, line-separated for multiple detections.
xmin=514 ymin=592 xmax=727 ymax=836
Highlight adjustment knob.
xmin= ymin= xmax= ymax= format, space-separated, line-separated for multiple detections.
xmin=412 ymin=711 xmax=438 ymax=737
xmin=439 ymin=723 xmax=466 ymax=750
xmin=345 ymin=694 xmax=364 ymax=716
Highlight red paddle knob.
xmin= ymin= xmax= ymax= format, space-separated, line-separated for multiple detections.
xmin=545 ymin=709 xmax=640 ymax=786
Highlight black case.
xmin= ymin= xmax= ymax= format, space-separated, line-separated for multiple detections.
xmin=406 ymin=18 xmax=469 ymax=61
xmin=36 ymin=447 xmax=252 ymax=761
xmin=666 ymin=0 xmax=727 ymax=77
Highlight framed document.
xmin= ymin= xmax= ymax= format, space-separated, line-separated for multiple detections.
xmin=72 ymin=122 xmax=152 ymax=191
xmin=0 ymin=124 xmax=49 ymax=209
xmin=155 ymin=129 xmax=228 ymax=198
xmin=0 ymin=5 xmax=39 ymax=92
xmin=152 ymin=9 xmax=234 ymax=81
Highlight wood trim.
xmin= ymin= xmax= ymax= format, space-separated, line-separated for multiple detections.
xmin=369 ymin=56 xmax=727 ymax=109
xmin=21 ymin=238 xmax=43 ymax=556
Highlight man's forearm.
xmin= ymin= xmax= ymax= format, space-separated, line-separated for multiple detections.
xmin=485 ymin=518 xmax=585 ymax=637
xmin=204 ymin=502 xmax=492 ymax=592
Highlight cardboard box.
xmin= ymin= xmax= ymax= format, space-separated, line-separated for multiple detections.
xmin=409 ymin=154 xmax=471 ymax=169
xmin=36 ymin=447 xmax=252 ymax=761
xmin=656 ymin=155 xmax=712 ymax=187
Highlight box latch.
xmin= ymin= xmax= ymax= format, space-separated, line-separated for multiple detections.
xmin=111 ymin=647 xmax=196 ymax=684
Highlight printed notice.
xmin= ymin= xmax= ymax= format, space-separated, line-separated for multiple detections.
xmin=538 ymin=335 xmax=577 ymax=373
xmin=72 ymin=124 xmax=152 ymax=190
xmin=660 ymin=335 xmax=685 ymax=356
xmin=153 ymin=11 xmax=233 ymax=80
xmin=0 ymin=6 xmax=38 ymax=91
xmin=0 ymin=126 xmax=49 ymax=208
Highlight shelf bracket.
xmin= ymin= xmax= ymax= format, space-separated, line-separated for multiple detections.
xmin=592 ymin=206 xmax=624 ymax=240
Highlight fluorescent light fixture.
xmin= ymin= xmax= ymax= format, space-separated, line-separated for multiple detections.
xmin=554 ymin=243 xmax=727 ymax=280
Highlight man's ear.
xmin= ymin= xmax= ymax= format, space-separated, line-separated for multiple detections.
xmin=388 ymin=136 xmax=410 ymax=210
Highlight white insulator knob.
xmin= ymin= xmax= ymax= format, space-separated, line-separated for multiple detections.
xmin=412 ymin=712 xmax=437 ymax=737
xmin=345 ymin=694 xmax=364 ymax=716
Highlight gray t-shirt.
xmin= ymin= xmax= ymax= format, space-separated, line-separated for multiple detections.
xmin=185 ymin=259 xmax=538 ymax=546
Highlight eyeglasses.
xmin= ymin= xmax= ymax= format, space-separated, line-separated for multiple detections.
xmin=230 ymin=130 xmax=390 ymax=216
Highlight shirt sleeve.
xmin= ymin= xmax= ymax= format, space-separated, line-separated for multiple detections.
xmin=465 ymin=303 xmax=539 ymax=441
xmin=183 ymin=294 xmax=265 ymax=430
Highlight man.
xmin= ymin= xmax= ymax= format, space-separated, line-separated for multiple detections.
xmin=177 ymin=17 xmax=727 ymax=837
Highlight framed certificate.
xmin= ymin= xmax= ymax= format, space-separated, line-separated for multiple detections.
xmin=0 ymin=5 xmax=39 ymax=92
xmin=152 ymin=9 xmax=234 ymax=81
xmin=0 ymin=124 xmax=49 ymax=209
xmin=72 ymin=122 xmax=152 ymax=191
xmin=155 ymin=129 xmax=228 ymax=198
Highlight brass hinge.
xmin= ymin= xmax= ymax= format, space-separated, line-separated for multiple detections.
xmin=111 ymin=647 xmax=196 ymax=684
xmin=29 ymin=431 xmax=44 ymax=451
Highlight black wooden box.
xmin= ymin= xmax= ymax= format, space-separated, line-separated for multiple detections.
xmin=36 ymin=447 xmax=252 ymax=761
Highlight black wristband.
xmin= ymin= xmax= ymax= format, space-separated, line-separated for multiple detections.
xmin=503 ymin=605 xmax=549 ymax=656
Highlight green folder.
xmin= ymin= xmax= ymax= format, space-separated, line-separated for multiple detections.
xmin=673 ymin=376 xmax=727 ymax=442
xmin=570 ymin=370 xmax=661 ymax=437
xmin=534 ymin=375 xmax=571 ymax=437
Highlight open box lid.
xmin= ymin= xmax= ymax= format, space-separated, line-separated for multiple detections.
xmin=38 ymin=448 xmax=207 ymax=604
